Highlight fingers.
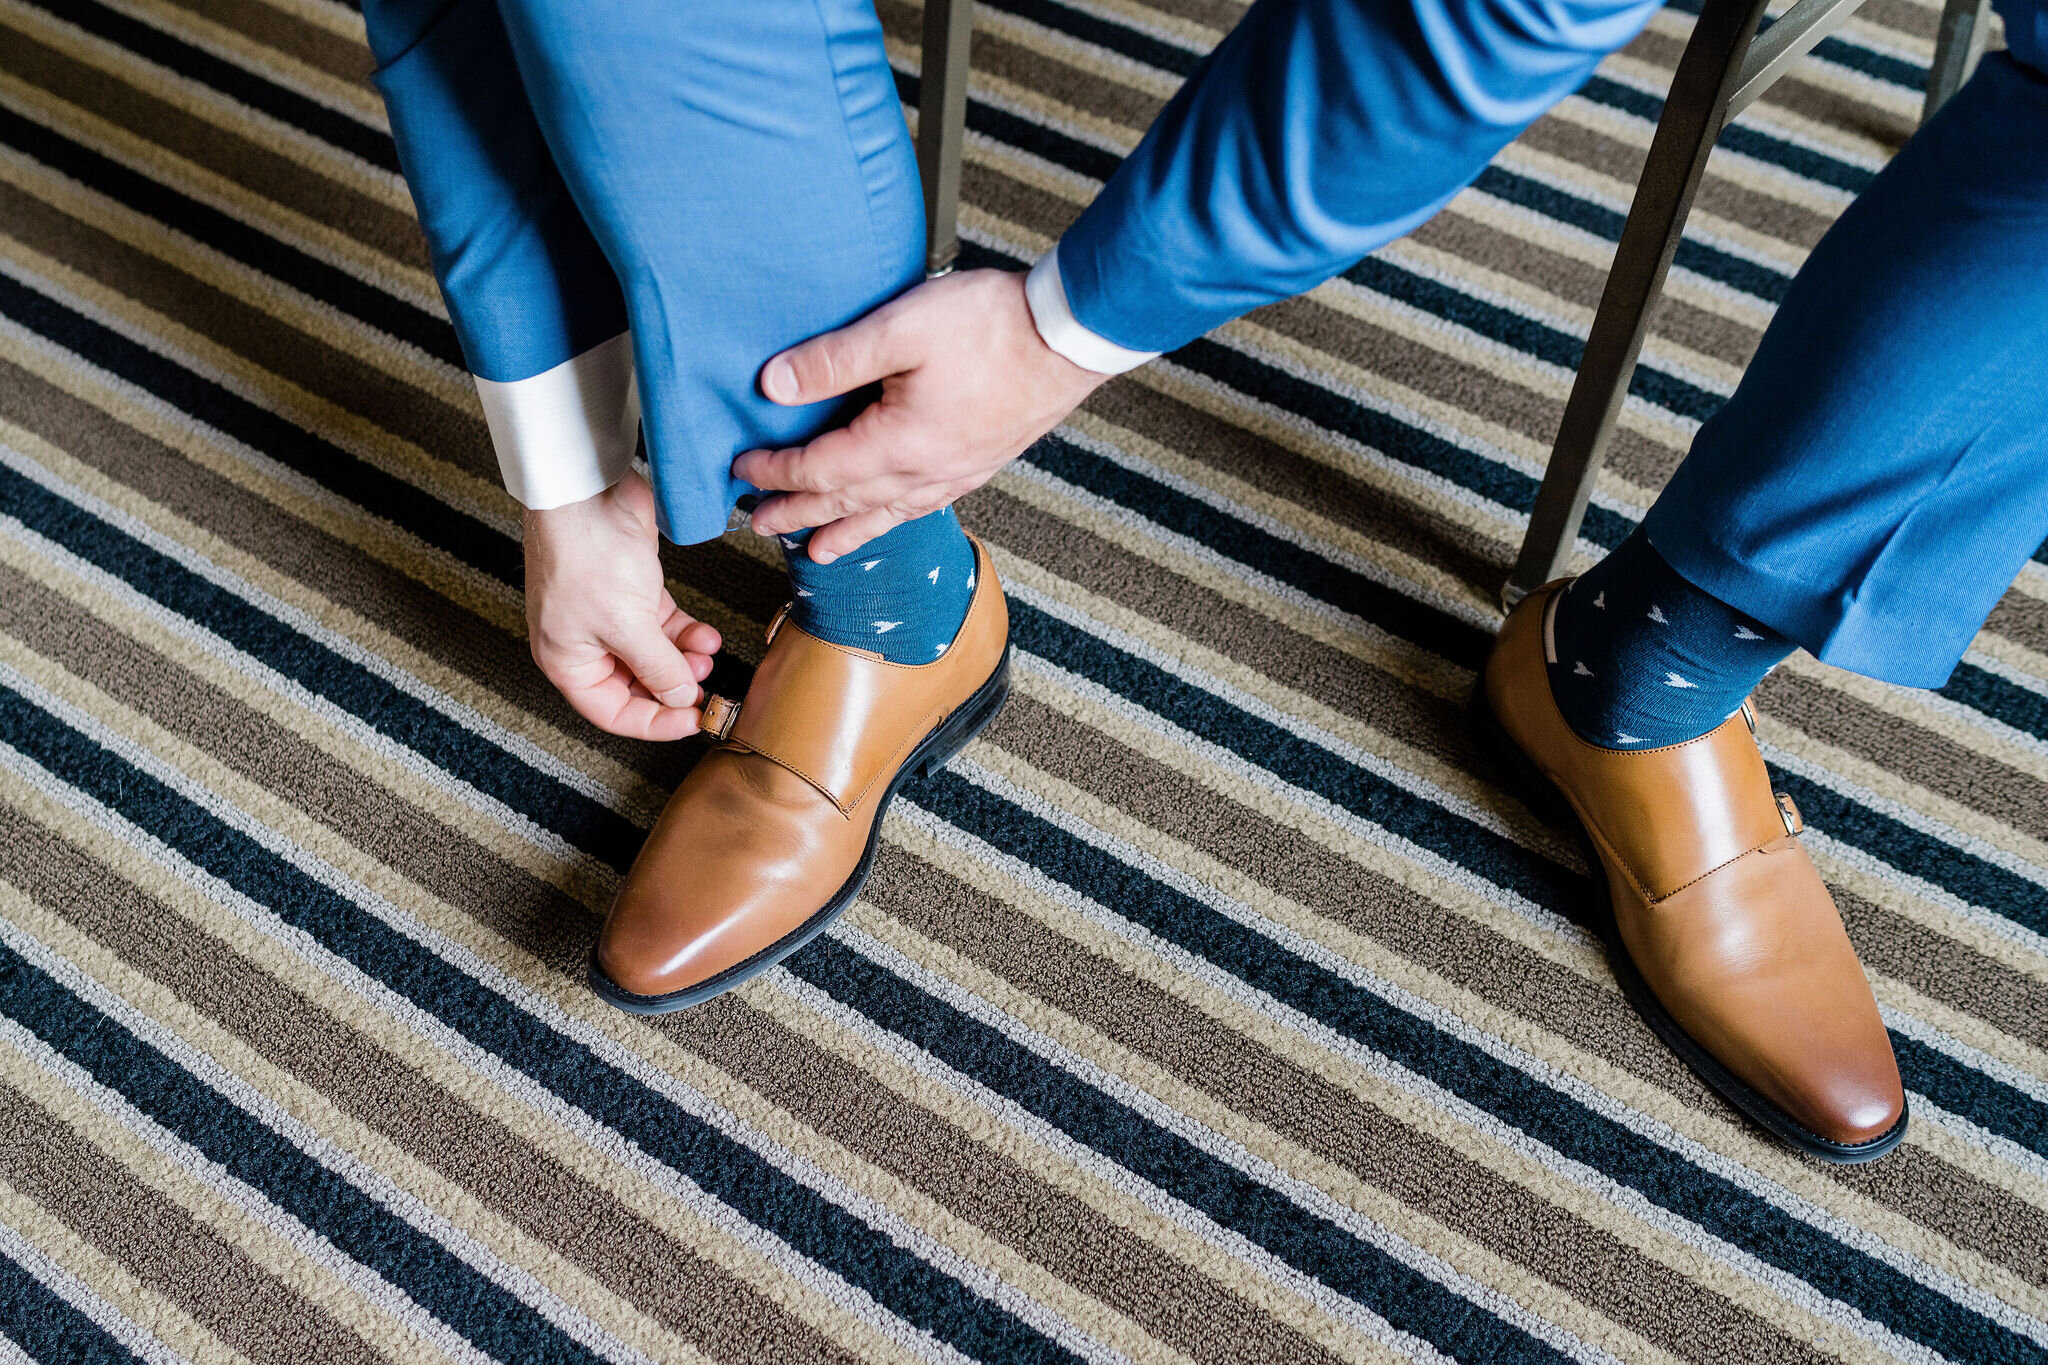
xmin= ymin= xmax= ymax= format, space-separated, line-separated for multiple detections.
xmin=562 ymin=662 xmax=704 ymax=741
xmin=733 ymin=424 xmax=894 ymax=517
xmin=607 ymin=619 xmax=702 ymax=711
xmin=805 ymin=504 xmax=918 ymax=564
xmin=746 ymin=489 xmax=870 ymax=550
xmin=654 ymin=595 xmax=723 ymax=658
xmin=759 ymin=303 xmax=916 ymax=406
xmin=651 ymin=597 xmax=722 ymax=684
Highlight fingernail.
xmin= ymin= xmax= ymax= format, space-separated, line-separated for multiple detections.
xmin=812 ymin=549 xmax=837 ymax=565
xmin=762 ymin=357 xmax=797 ymax=404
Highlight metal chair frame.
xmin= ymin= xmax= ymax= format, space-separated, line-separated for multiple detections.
xmin=906 ymin=0 xmax=1996 ymax=590
xmin=1502 ymin=0 xmax=1995 ymax=605
xmin=918 ymin=0 xmax=976 ymax=277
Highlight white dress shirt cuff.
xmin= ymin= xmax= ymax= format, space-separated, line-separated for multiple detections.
xmin=1024 ymin=250 xmax=1161 ymax=376
xmin=472 ymin=331 xmax=639 ymax=510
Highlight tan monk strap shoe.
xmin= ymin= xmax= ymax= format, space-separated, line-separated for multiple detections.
xmin=1473 ymin=580 xmax=1905 ymax=1161
xmin=590 ymin=535 xmax=1011 ymax=1013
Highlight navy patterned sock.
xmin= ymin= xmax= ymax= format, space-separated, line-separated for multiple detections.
xmin=777 ymin=507 xmax=977 ymax=664
xmin=1546 ymin=530 xmax=1795 ymax=748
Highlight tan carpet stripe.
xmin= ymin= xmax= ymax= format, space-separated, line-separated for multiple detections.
xmin=0 ymin=1 xmax=2042 ymax=1362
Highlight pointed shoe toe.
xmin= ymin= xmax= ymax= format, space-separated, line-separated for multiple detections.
xmin=590 ymin=537 xmax=1012 ymax=1014
xmin=1475 ymin=581 xmax=1906 ymax=1162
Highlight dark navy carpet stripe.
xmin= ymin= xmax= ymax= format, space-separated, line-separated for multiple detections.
xmin=1471 ymin=166 xmax=1793 ymax=303
xmin=979 ymin=0 xmax=1206 ymax=78
xmin=905 ymin=766 xmax=2045 ymax=1365
xmin=1665 ymin=0 xmax=1932 ymax=92
xmin=786 ymin=935 xmax=1576 ymax=1365
xmin=1007 ymin=601 xmax=1583 ymax=915
xmin=0 ymin=272 xmax=506 ymax=579
xmin=15 ymin=610 xmax=2044 ymax=1364
xmin=11 ymin=334 xmax=2037 ymax=1042
xmin=892 ymin=68 xmax=1124 ymax=184
xmin=0 ymin=456 xmax=641 ymax=871
xmin=977 ymin=0 xmax=1879 ymax=204
xmin=24 ymin=105 xmax=2040 ymax=751
xmin=1574 ymin=76 xmax=1877 ymax=197
xmin=11 ymin=62 xmax=2041 ymax=1101
xmin=21 ymin=0 xmax=398 ymax=172
xmin=0 ymin=1250 xmax=140 ymax=1365
xmin=1012 ymin=559 xmax=2048 ymax=974
xmin=1342 ymin=256 xmax=1725 ymax=424
xmin=1770 ymin=770 xmax=2048 ymax=940
xmin=1159 ymin=333 xmax=1645 ymax=552
xmin=1020 ymin=433 xmax=1497 ymax=668
xmin=1005 ymin=597 xmax=2048 ymax=1126
xmin=0 ymin=103 xmax=462 ymax=366
xmin=0 ymin=945 xmax=610 ymax=1365
xmin=1940 ymin=663 xmax=2048 ymax=747
xmin=0 ymin=687 xmax=1078 ymax=1365
xmin=1807 ymin=35 xmax=1928 ymax=90
xmin=952 ymin=244 xmax=1649 ymax=559
xmin=907 ymin=64 xmax=1801 ymax=310
xmin=1893 ymin=1034 xmax=2048 ymax=1159
xmin=1032 ymin=431 xmax=2048 ymax=933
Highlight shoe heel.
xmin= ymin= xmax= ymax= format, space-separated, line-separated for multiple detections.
xmin=1467 ymin=675 xmax=1573 ymax=829
xmin=914 ymin=648 xmax=1013 ymax=781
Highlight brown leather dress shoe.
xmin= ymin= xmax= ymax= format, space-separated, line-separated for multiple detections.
xmin=1473 ymin=581 xmax=1906 ymax=1161
xmin=590 ymin=535 xmax=1011 ymax=1013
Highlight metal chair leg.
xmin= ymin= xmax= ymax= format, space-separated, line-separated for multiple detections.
xmin=1503 ymin=0 xmax=1773 ymax=607
xmin=918 ymin=0 xmax=975 ymax=278
xmin=1923 ymin=0 xmax=1991 ymax=121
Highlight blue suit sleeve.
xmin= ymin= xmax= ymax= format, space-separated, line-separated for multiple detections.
xmin=1054 ymin=0 xmax=1662 ymax=353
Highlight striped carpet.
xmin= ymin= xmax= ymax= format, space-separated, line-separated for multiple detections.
xmin=0 ymin=0 xmax=2043 ymax=1361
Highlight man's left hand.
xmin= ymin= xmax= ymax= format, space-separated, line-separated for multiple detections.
xmin=733 ymin=268 xmax=1106 ymax=563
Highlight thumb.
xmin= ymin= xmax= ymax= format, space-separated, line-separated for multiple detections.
xmin=606 ymin=619 xmax=700 ymax=710
xmin=761 ymin=308 xmax=914 ymax=406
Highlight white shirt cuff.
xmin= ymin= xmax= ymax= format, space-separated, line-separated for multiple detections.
xmin=472 ymin=331 xmax=639 ymax=509
xmin=1025 ymin=250 xmax=1161 ymax=376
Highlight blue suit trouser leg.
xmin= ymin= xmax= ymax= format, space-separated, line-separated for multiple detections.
xmin=1644 ymin=48 xmax=2048 ymax=688
xmin=367 ymin=0 xmax=924 ymax=545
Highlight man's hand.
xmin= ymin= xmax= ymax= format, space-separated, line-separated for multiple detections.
xmin=734 ymin=268 xmax=1107 ymax=563
xmin=523 ymin=470 xmax=721 ymax=741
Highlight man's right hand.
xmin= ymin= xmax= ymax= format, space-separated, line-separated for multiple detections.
xmin=523 ymin=470 xmax=722 ymax=741
xmin=733 ymin=268 xmax=1108 ymax=563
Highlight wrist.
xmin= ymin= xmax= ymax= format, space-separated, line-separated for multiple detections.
xmin=1022 ymin=249 xmax=1161 ymax=377
xmin=524 ymin=468 xmax=653 ymax=549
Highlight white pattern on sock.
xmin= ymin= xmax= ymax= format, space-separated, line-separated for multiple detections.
xmin=965 ymin=570 xmax=975 ymax=591
xmin=927 ymin=566 xmax=940 ymax=584
xmin=861 ymin=558 xmax=883 ymax=571
xmin=795 ymin=588 xmax=814 ymax=597
xmin=934 ymin=642 xmax=948 ymax=656
xmin=1734 ymin=624 xmax=1763 ymax=640
xmin=780 ymin=536 xmax=799 ymax=549
xmin=1592 ymin=591 xmax=1606 ymax=609
xmin=1663 ymin=671 xmax=1697 ymax=689
xmin=1647 ymin=604 xmax=1668 ymax=624
xmin=1615 ymin=731 xmax=1645 ymax=744
xmin=1573 ymin=661 xmax=1593 ymax=677
xmin=873 ymin=620 xmax=902 ymax=634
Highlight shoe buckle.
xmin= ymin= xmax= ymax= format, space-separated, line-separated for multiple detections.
xmin=1774 ymin=791 xmax=1803 ymax=837
xmin=1740 ymin=700 xmax=1757 ymax=734
xmin=700 ymin=693 xmax=741 ymax=741
xmin=765 ymin=602 xmax=791 ymax=646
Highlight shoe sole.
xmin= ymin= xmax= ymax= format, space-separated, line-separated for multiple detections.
xmin=588 ymin=645 xmax=1015 ymax=1015
xmin=1468 ymin=676 xmax=1908 ymax=1164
